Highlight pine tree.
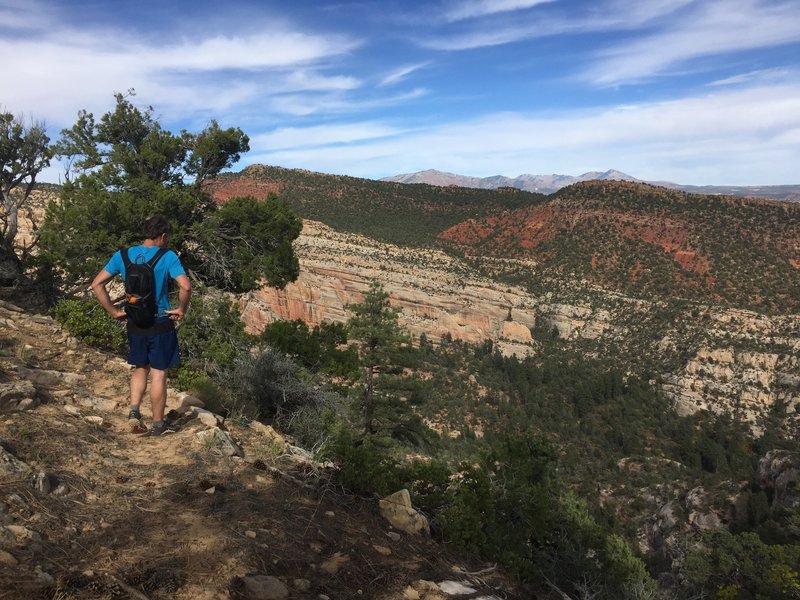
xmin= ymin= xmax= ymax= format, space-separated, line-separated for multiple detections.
xmin=346 ymin=280 xmax=410 ymax=433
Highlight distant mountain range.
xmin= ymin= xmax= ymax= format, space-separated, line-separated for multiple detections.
xmin=380 ymin=169 xmax=800 ymax=201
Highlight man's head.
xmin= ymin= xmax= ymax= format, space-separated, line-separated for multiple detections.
xmin=143 ymin=215 xmax=173 ymax=243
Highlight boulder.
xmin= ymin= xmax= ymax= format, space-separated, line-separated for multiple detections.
xmin=0 ymin=380 xmax=37 ymax=411
xmin=0 ymin=445 xmax=30 ymax=474
xmin=378 ymin=489 xmax=430 ymax=536
xmin=16 ymin=366 xmax=84 ymax=388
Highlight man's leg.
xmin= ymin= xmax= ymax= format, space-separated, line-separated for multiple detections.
xmin=149 ymin=367 xmax=168 ymax=422
xmin=128 ymin=366 xmax=150 ymax=433
xmin=130 ymin=366 xmax=149 ymax=407
xmin=144 ymin=325 xmax=180 ymax=436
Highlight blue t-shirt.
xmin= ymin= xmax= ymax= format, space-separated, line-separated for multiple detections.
xmin=104 ymin=246 xmax=186 ymax=316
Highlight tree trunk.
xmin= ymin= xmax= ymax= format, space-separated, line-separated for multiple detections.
xmin=0 ymin=238 xmax=22 ymax=285
xmin=2 ymin=190 xmax=19 ymax=250
xmin=364 ymin=364 xmax=375 ymax=434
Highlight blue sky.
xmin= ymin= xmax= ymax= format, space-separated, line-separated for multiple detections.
xmin=3 ymin=0 xmax=800 ymax=185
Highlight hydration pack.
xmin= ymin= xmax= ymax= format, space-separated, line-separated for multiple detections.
xmin=121 ymin=247 xmax=168 ymax=329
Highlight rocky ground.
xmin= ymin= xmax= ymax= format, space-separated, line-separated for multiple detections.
xmin=0 ymin=293 xmax=524 ymax=600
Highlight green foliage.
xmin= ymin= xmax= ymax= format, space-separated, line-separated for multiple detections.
xmin=172 ymin=366 xmax=246 ymax=420
xmin=436 ymin=463 xmax=493 ymax=553
xmin=37 ymin=181 xmax=205 ymax=285
xmin=54 ymin=91 xmax=248 ymax=191
xmin=260 ymin=319 xmax=360 ymax=378
xmin=187 ymin=195 xmax=301 ymax=292
xmin=393 ymin=459 xmax=452 ymax=515
xmin=684 ymin=529 xmax=800 ymax=599
xmin=346 ymin=280 xmax=412 ymax=433
xmin=217 ymin=165 xmax=543 ymax=248
xmin=321 ymin=420 xmax=654 ymax=599
xmin=435 ymin=433 xmax=558 ymax=581
xmin=184 ymin=120 xmax=250 ymax=185
xmin=39 ymin=92 xmax=298 ymax=295
xmin=321 ymin=421 xmax=405 ymax=496
xmin=52 ymin=298 xmax=126 ymax=352
xmin=226 ymin=348 xmax=302 ymax=417
xmin=178 ymin=290 xmax=252 ymax=375
xmin=223 ymin=348 xmax=346 ymax=427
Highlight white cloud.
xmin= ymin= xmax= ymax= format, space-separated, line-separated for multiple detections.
xmin=709 ymin=67 xmax=797 ymax=86
xmin=379 ymin=63 xmax=430 ymax=86
xmin=584 ymin=0 xmax=800 ymax=85
xmin=149 ymin=32 xmax=359 ymax=71
xmin=443 ymin=0 xmax=555 ymax=22
xmin=247 ymin=83 xmax=800 ymax=185
xmin=0 ymin=0 xmax=52 ymax=31
xmin=420 ymin=0 xmax=695 ymax=51
xmin=268 ymin=88 xmax=428 ymax=117
xmin=419 ymin=25 xmax=541 ymax=50
xmin=1 ymin=17 xmax=362 ymax=128
xmin=251 ymin=122 xmax=405 ymax=150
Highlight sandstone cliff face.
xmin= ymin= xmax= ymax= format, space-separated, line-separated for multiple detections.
xmin=659 ymin=309 xmax=800 ymax=428
xmin=241 ymin=220 xmax=800 ymax=432
xmin=238 ymin=220 xmax=544 ymax=358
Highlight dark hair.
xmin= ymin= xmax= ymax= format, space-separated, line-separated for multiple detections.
xmin=143 ymin=215 xmax=173 ymax=240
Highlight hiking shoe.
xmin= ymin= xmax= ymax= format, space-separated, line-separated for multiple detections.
xmin=148 ymin=421 xmax=179 ymax=437
xmin=130 ymin=420 xmax=149 ymax=434
xmin=128 ymin=407 xmax=148 ymax=433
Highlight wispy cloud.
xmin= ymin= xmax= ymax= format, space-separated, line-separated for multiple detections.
xmin=418 ymin=0 xmax=692 ymax=51
xmin=150 ymin=32 xmax=360 ymax=71
xmin=269 ymin=88 xmax=428 ymax=117
xmin=0 ymin=0 xmax=54 ymax=32
xmin=2 ymin=17 xmax=362 ymax=125
xmin=379 ymin=63 xmax=430 ymax=86
xmin=421 ymin=0 xmax=800 ymax=91
xmin=584 ymin=0 xmax=800 ymax=85
xmin=443 ymin=0 xmax=555 ymax=22
xmin=710 ymin=67 xmax=798 ymax=86
xmin=419 ymin=25 xmax=542 ymax=51
xmin=247 ymin=83 xmax=800 ymax=185
xmin=251 ymin=122 xmax=405 ymax=150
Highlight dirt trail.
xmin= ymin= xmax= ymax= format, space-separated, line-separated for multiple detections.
xmin=0 ymin=297 xmax=523 ymax=600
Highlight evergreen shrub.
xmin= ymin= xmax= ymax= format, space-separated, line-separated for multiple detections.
xmin=53 ymin=298 xmax=126 ymax=352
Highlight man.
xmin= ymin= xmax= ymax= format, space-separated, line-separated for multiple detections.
xmin=91 ymin=215 xmax=191 ymax=436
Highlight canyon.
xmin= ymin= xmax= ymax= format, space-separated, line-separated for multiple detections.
xmin=12 ymin=181 xmax=800 ymax=434
xmin=239 ymin=219 xmax=800 ymax=434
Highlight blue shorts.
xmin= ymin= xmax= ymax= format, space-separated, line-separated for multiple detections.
xmin=127 ymin=319 xmax=180 ymax=370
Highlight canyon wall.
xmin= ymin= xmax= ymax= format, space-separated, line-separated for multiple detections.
xmin=242 ymin=220 xmax=800 ymax=431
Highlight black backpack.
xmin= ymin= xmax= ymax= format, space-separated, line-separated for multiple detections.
xmin=121 ymin=247 xmax=168 ymax=329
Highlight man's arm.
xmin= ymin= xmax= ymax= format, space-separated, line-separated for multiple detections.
xmin=91 ymin=269 xmax=126 ymax=320
xmin=165 ymin=274 xmax=191 ymax=321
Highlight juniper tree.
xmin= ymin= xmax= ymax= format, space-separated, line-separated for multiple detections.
xmin=346 ymin=280 xmax=410 ymax=434
xmin=0 ymin=112 xmax=52 ymax=282
xmin=38 ymin=91 xmax=300 ymax=294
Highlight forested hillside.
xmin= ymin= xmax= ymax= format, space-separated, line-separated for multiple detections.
xmin=209 ymin=168 xmax=800 ymax=314
xmin=442 ymin=180 xmax=800 ymax=314
xmin=206 ymin=165 xmax=545 ymax=247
